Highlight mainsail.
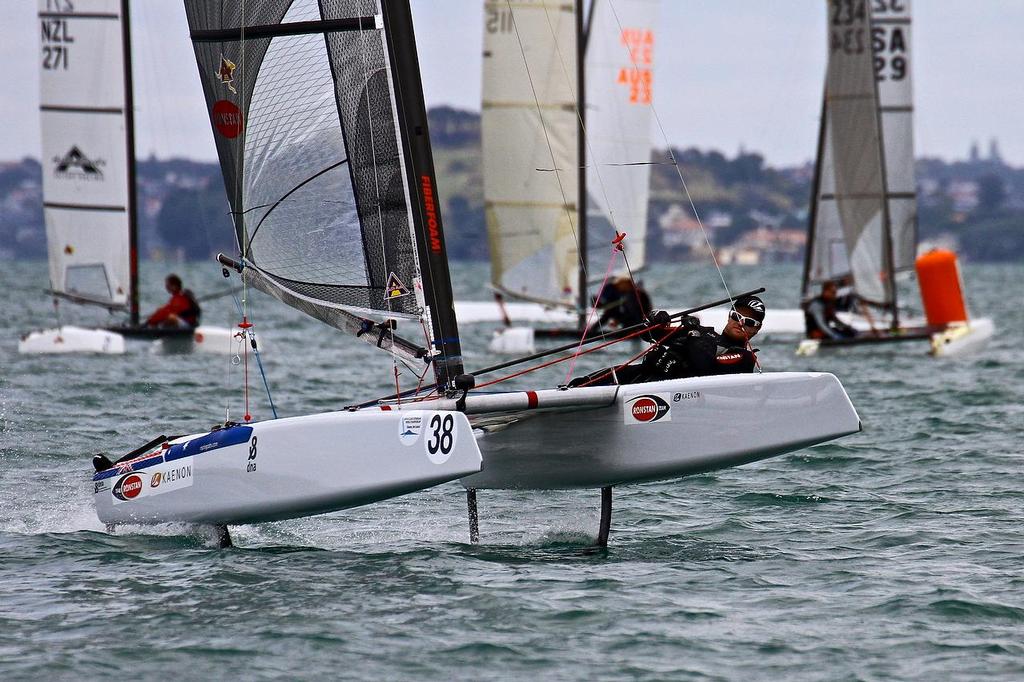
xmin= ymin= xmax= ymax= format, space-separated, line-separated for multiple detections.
xmin=185 ymin=0 xmax=463 ymax=387
xmin=584 ymin=0 xmax=657 ymax=274
xmin=804 ymin=0 xmax=917 ymax=310
xmin=482 ymin=0 xmax=656 ymax=310
xmin=38 ymin=0 xmax=137 ymax=316
xmin=482 ymin=0 xmax=580 ymax=307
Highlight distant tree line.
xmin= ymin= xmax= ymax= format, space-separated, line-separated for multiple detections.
xmin=2 ymin=107 xmax=1021 ymax=263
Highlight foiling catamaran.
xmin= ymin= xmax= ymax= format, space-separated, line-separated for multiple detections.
xmin=476 ymin=0 xmax=658 ymax=353
xmin=20 ymin=0 xmax=236 ymax=355
xmin=91 ymin=0 xmax=860 ymax=548
xmin=796 ymin=0 xmax=993 ymax=357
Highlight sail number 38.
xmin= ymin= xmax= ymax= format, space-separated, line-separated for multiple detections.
xmin=426 ymin=414 xmax=455 ymax=456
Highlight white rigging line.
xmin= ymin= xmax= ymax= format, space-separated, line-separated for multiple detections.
xmin=503 ymin=0 xmax=589 ymax=296
xmin=605 ymin=0 xmax=735 ymax=306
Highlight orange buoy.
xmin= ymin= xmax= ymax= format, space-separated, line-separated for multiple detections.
xmin=915 ymin=249 xmax=968 ymax=326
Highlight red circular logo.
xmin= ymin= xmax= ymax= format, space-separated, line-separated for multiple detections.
xmin=212 ymin=100 xmax=243 ymax=138
xmin=121 ymin=474 xmax=143 ymax=498
xmin=631 ymin=397 xmax=659 ymax=422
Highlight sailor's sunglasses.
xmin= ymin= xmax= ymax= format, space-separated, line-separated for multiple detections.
xmin=729 ymin=310 xmax=762 ymax=329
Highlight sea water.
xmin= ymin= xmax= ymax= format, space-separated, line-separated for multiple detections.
xmin=1 ymin=260 xmax=1021 ymax=680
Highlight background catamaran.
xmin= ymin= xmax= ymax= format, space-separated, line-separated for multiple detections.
xmin=796 ymin=0 xmax=993 ymax=357
xmin=93 ymin=0 xmax=860 ymax=548
xmin=462 ymin=0 xmax=658 ymax=352
xmin=20 ymin=0 xmax=237 ymax=355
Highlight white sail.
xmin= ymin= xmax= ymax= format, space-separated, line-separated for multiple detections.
xmin=482 ymin=0 xmax=579 ymax=307
xmin=872 ymin=0 xmax=916 ymax=272
xmin=805 ymin=0 xmax=903 ymax=307
xmin=584 ymin=0 xmax=657 ymax=272
xmin=38 ymin=0 xmax=132 ymax=308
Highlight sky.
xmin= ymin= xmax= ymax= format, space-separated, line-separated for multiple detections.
xmin=3 ymin=1 xmax=1022 ymax=167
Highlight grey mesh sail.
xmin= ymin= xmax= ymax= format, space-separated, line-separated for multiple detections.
xmin=184 ymin=0 xmax=465 ymax=388
xmin=185 ymin=0 xmax=421 ymax=321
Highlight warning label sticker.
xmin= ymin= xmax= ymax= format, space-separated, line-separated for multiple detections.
xmin=386 ymin=272 xmax=410 ymax=299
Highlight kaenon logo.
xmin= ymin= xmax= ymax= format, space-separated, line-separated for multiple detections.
xmin=53 ymin=146 xmax=105 ymax=179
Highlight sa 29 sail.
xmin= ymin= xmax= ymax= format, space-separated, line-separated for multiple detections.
xmin=38 ymin=0 xmax=138 ymax=314
xmin=185 ymin=0 xmax=463 ymax=387
xmin=803 ymin=0 xmax=916 ymax=311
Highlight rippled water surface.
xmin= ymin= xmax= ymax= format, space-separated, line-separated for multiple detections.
xmin=1 ymin=260 xmax=1021 ymax=680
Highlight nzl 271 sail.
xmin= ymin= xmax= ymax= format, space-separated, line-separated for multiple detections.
xmin=185 ymin=0 xmax=463 ymax=388
xmin=38 ymin=0 xmax=139 ymax=317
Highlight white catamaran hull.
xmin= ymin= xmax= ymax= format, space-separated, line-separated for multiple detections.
xmin=93 ymin=410 xmax=482 ymax=526
xmin=796 ymin=317 xmax=994 ymax=358
xmin=930 ymin=318 xmax=994 ymax=357
xmin=395 ymin=372 xmax=860 ymax=490
xmin=150 ymin=326 xmax=258 ymax=355
xmin=18 ymin=326 xmax=126 ymax=355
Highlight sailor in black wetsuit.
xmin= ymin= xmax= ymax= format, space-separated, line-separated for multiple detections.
xmin=570 ymin=295 xmax=765 ymax=386
xmin=590 ymin=276 xmax=652 ymax=332
xmin=803 ymin=280 xmax=856 ymax=340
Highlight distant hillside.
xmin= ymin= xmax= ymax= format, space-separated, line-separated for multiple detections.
xmin=1 ymin=106 xmax=1021 ymax=263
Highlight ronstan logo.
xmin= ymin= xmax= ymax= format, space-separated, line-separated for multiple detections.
xmin=53 ymin=146 xmax=105 ymax=180
xmin=627 ymin=394 xmax=670 ymax=423
xmin=212 ymin=100 xmax=243 ymax=138
xmin=113 ymin=473 xmax=144 ymax=501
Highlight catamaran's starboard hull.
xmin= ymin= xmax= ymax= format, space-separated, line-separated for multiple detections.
xmin=457 ymin=373 xmax=860 ymax=490
xmin=93 ymin=411 xmax=482 ymax=526
xmin=18 ymin=326 xmax=125 ymax=355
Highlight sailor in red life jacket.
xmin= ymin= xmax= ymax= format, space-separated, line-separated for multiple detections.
xmin=570 ymin=295 xmax=765 ymax=386
xmin=145 ymin=274 xmax=202 ymax=329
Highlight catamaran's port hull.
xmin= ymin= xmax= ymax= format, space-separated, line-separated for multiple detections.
xmin=403 ymin=373 xmax=859 ymax=490
xmin=18 ymin=326 xmax=125 ymax=354
xmin=92 ymin=411 xmax=482 ymax=526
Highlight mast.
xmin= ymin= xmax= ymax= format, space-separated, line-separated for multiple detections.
xmin=801 ymin=88 xmax=829 ymax=301
xmin=381 ymin=0 xmax=464 ymax=390
xmin=120 ymin=0 xmax=140 ymax=327
xmin=575 ymin=0 xmax=588 ymax=331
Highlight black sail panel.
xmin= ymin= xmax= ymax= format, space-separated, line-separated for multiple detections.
xmin=184 ymin=0 xmax=421 ymax=320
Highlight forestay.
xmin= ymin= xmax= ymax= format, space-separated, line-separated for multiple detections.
xmin=482 ymin=0 xmax=580 ymax=307
xmin=584 ymin=0 xmax=657 ymax=274
xmin=38 ymin=0 xmax=133 ymax=309
xmin=804 ymin=0 xmax=916 ymax=309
